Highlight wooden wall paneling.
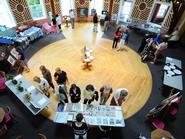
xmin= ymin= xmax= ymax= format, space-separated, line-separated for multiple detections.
xmin=54 ymin=0 xmax=61 ymax=15
xmin=131 ymin=0 xmax=154 ymax=23
xmin=162 ymin=9 xmax=173 ymax=29
xmin=103 ymin=0 xmax=110 ymax=12
xmin=112 ymin=0 xmax=121 ymax=15
xmin=9 ymin=0 xmax=32 ymax=25
xmin=45 ymin=0 xmax=53 ymax=16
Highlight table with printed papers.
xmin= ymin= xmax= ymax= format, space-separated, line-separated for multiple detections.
xmin=54 ymin=103 xmax=125 ymax=127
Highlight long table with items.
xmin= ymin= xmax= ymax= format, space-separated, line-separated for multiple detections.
xmin=162 ymin=57 xmax=183 ymax=96
xmin=163 ymin=57 xmax=183 ymax=91
xmin=5 ymin=74 xmax=50 ymax=115
xmin=54 ymin=103 xmax=125 ymax=127
xmin=21 ymin=26 xmax=43 ymax=42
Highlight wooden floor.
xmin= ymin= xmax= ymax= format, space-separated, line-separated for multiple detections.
xmin=23 ymin=23 xmax=152 ymax=121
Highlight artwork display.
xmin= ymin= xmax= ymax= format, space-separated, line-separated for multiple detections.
xmin=54 ymin=103 xmax=125 ymax=127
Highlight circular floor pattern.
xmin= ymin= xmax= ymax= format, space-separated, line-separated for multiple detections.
xmin=24 ymin=23 xmax=152 ymax=121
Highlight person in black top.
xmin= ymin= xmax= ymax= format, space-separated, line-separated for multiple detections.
xmin=137 ymin=33 xmax=155 ymax=53
xmin=104 ymin=13 xmax=110 ymax=32
xmin=54 ymin=67 xmax=68 ymax=94
xmin=16 ymin=47 xmax=30 ymax=72
xmin=72 ymin=113 xmax=88 ymax=139
xmin=69 ymin=84 xmax=81 ymax=103
xmin=52 ymin=15 xmax=57 ymax=26
xmin=54 ymin=67 xmax=68 ymax=84
xmin=93 ymin=13 xmax=98 ymax=33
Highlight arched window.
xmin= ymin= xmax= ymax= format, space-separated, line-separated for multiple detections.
xmin=27 ymin=0 xmax=46 ymax=20
xmin=0 ymin=0 xmax=16 ymax=28
xmin=119 ymin=1 xmax=133 ymax=22
xmin=89 ymin=0 xmax=104 ymax=16
xmin=60 ymin=0 xmax=75 ymax=16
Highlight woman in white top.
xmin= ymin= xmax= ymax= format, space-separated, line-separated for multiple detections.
xmin=33 ymin=76 xmax=50 ymax=97
xmin=56 ymin=14 xmax=62 ymax=32
xmin=110 ymin=88 xmax=128 ymax=106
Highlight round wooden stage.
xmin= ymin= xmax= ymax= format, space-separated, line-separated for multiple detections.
xmin=23 ymin=23 xmax=152 ymax=121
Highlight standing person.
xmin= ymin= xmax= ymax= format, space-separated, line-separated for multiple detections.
xmin=69 ymin=9 xmax=75 ymax=29
xmin=151 ymin=42 xmax=168 ymax=64
xmin=112 ymin=27 xmax=122 ymax=49
xmin=104 ymin=13 xmax=110 ymax=32
xmin=51 ymin=15 xmax=57 ymax=32
xmin=54 ymin=67 xmax=68 ymax=94
xmin=16 ymin=47 xmax=30 ymax=72
xmin=39 ymin=65 xmax=54 ymax=90
xmin=69 ymin=84 xmax=81 ymax=103
xmin=83 ymin=84 xmax=99 ymax=105
xmin=99 ymin=84 xmax=113 ymax=105
xmin=137 ymin=33 xmax=155 ymax=53
xmin=72 ymin=113 xmax=88 ymax=139
xmin=56 ymin=84 xmax=68 ymax=105
xmin=56 ymin=14 xmax=62 ymax=32
xmin=52 ymin=15 xmax=57 ymax=26
xmin=117 ymin=28 xmax=129 ymax=52
xmin=110 ymin=88 xmax=128 ymax=106
xmin=93 ymin=13 xmax=98 ymax=33
xmin=33 ymin=76 xmax=50 ymax=97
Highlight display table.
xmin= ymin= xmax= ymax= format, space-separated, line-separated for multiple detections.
xmin=54 ymin=103 xmax=125 ymax=127
xmin=5 ymin=74 xmax=50 ymax=115
xmin=163 ymin=57 xmax=183 ymax=93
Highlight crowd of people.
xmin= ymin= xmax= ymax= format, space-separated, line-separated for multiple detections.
xmin=32 ymin=66 xmax=128 ymax=108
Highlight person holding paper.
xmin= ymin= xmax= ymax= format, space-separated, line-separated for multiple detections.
xmin=110 ymin=88 xmax=128 ymax=106
xmin=99 ymin=84 xmax=113 ymax=105
xmin=33 ymin=76 xmax=50 ymax=97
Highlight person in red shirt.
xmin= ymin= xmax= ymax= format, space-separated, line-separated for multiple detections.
xmin=112 ymin=27 xmax=122 ymax=49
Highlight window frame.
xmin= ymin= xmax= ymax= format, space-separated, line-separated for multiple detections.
xmin=119 ymin=0 xmax=134 ymax=23
xmin=27 ymin=0 xmax=47 ymax=20
xmin=0 ymin=0 xmax=16 ymax=28
xmin=60 ymin=0 xmax=75 ymax=16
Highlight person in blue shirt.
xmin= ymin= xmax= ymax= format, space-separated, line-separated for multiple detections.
xmin=16 ymin=47 xmax=30 ymax=72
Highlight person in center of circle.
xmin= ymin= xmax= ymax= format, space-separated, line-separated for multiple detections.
xmin=72 ymin=113 xmax=88 ymax=139
xmin=69 ymin=84 xmax=81 ymax=103
xmin=110 ymin=88 xmax=128 ymax=106
xmin=112 ymin=27 xmax=122 ymax=49
xmin=99 ymin=84 xmax=113 ymax=105
xmin=83 ymin=84 xmax=99 ymax=105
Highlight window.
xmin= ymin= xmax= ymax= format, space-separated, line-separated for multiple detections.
xmin=120 ymin=1 xmax=132 ymax=22
xmin=60 ymin=0 xmax=75 ymax=16
xmin=0 ymin=0 xmax=16 ymax=28
xmin=27 ymin=0 xmax=46 ymax=20
xmin=157 ymin=4 xmax=169 ymax=18
xmin=89 ymin=0 xmax=104 ymax=16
